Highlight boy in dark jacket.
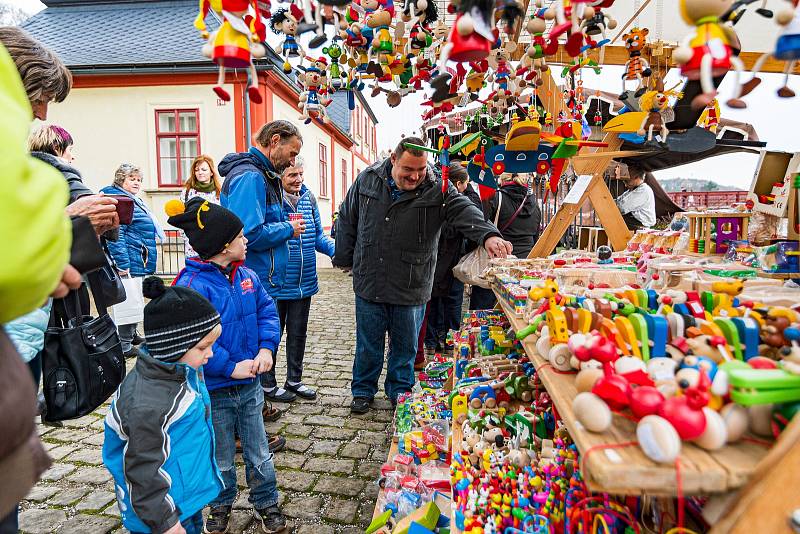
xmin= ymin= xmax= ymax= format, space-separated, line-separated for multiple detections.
xmin=103 ymin=277 xmax=224 ymax=534
xmin=167 ymin=198 xmax=287 ymax=534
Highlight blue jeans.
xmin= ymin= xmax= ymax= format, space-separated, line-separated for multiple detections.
xmin=131 ymin=510 xmax=203 ymax=534
xmin=352 ymin=295 xmax=426 ymax=402
xmin=427 ymin=279 xmax=465 ymax=347
xmin=209 ymin=380 xmax=279 ymax=509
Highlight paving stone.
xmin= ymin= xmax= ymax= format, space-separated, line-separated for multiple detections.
xmin=18 ymin=508 xmax=67 ymax=533
xmin=63 ymin=413 xmax=101 ymax=429
xmin=364 ymin=482 xmax=380 ymax=500
xmin=277 ymin=470 xmax=317 ymax=492
xmin=357 ymin=430 xmax=390 ymax=447
xmin=310 ymin=439 xmax=343 ymax=456
xmin=75 ymin=489 xmax=116 ymax=511
xmin=356 ymin=461 xmax=383 ymax=479
xmin=264 ymin=421 xmax=286 ymax=435
xmin=45 ymin=444 xmax=79 ymax=460
xmin=81 ymin=433 xmax=107 ymax=446
xmin=273 ymin=452 xmax=307 ymax=469
xmin=283 ymin=437 xmax=312 ymax=453
xmin=279 ymin=413 xmax=306 ymax=425
xmin=282 ymin=424 xmax=314 ymax=438
xmin=40 ymin=463 xmax=75 ymax=481
xmin=23 ymin=485 xmax=59 ymax=503
xmin=283 ymin=495 xmax=324 ymax=520
xmin=304 ymin=414 xmax=344 ymax=427
xmin=103 ymin=502 xmax=120 ymax=517
xmin=326 ymin=407 xmax=351 ymax=417
xmin=319 ymin=395 xmax=348 ymax=407
xmin=340 ymin=442 xmax=371 ymax=459
xmin=67 ymin=466 xmax=112 ymax=485
xmin=370 ymin=447 xmax=390 ymax=462
xmin=291 ymin=404 xmax=324 ymax=415
xmin=323 ymin=498 xmax=359 ymax=523
xmin=304 ymin=457 xmax=355 ymax=475
xmin=67 ymin=446 xmax=104 ymax=465
xmin=340 ymin=527 xmax=366 ymax=534
xmin=296 ymin=524 xmax=335 ymax=534
xmin=45 ymin=427 xmax=92 ymax=443
xmin=58 ymin=514 xmax=119 ymax=534
xmin=49 ymin=486 xmax=90 ymax=506
xmin=313 ymin=426 xmax=356 ymax=440
xmin=232 ymin=489 xmax=251 ymax=509
xmin=313 ymin=476 xmax=365 ymax=497
xmin=228 ymin=510 xmax=254 ymax=533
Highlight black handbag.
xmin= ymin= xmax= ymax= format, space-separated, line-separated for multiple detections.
xmin=95 ymin=238 xmax=127 ymax=306
xmin=69 ymin=216 xmax=107 ymax=275
xmin=42 ymin=275 xmax=126 ymax=422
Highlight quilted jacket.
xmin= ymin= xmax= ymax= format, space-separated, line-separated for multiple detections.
xmin=271 ymin=185 xmax=335 ymax=301
xmin=100 ymin=185 xmax=158 ymax=276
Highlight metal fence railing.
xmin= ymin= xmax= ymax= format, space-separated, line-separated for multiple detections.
xmin=156 ymin=230 xmax=186 ymax=278
xmin=668 ymin=191 xmax=749 ymax=210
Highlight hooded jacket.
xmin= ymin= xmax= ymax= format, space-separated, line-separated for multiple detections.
xmin=219 ymin=148 xmax=293 ymax=296
xmin=103 ymin=353 xmax=223 ymax=533
xmin=30 ymin=151 xmax=92 ymax=204
xmin=272 ymin=184 xmax=335 ymax=301
xmin=100 ymin=185 xmax=159 ymax=276
xmin=482 ymin=183 xmax=541 ymax=258
xmin=334 ymin=158 xmax=501 ymax=306
xmin=173 ymin=258 xmax=281 ymax=392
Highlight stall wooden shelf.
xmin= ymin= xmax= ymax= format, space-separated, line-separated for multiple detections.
xmin=493 ymin=289 xmax=772 ymax=496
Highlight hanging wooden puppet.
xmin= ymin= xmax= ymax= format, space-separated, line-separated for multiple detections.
xmin=194 ymin=0 xmax=268 ymax=103
xmin=739 ymin=0 xmax=800 ymax=101
xmin=298 ymin=57 xmax=333 ymax=123
xmin=322 ymin=38 xmax=349 ymax=88
xmin=673 ymin=0 xmax=745 ymax=108
xmin=637 ymin=79 xmax=678 ymax=145
xmin=620 ymin=27 xmax=652 ymax=99
xmin=543 ymin=0 xmax=599 ymax=57
xmin=271 ymin=6 xmax=306 ymax=73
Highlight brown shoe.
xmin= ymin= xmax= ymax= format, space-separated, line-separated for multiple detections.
xmin=236 ymin=434 xmax=286 ymax=453
xmin=263 ymin=402 xmax=282 ymax=422
xmin=778 ymin=86 xmax=796 ymax=98
xmin=414 ymin=359 xmax=426 ymax=371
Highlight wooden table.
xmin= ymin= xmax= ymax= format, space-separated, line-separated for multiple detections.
xmin=494 ymin=290 xmax=772 ymax=496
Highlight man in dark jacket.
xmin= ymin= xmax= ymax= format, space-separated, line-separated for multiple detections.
xmin=334 ymin=137 xmax=513 ymax=413
xmin=219 ymin=120 xmax=305 ymax=403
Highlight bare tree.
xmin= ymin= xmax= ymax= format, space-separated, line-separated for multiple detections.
xmin=0 ymin=2 xmax=32 ymax=26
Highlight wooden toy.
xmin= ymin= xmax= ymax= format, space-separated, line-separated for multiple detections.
xmin=685 ymin=211 xmax=751 ymax=255
xmin=195 ymin=0 xmax=268 ymax=102
xmin=747 ymin=150 xmax=800 ymax=218
xmin=271 ymin=6 xmax=306 ymax=73
xmin=636 ymin=79 xmax=680 ymax=144
xmin=636 ymin=415 xmax=682 ymax=463
xmin=297 ymin=57 xmax=333 ymax=123
xmin=619 ymin=27 xmax=652 ymax=99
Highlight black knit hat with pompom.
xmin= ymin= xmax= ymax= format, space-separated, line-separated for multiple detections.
xmin=142 ymin=276 xmax=220 ymax=362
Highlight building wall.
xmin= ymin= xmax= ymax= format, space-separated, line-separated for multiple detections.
xmin=46 ymin=82 xmax=237 ymax=227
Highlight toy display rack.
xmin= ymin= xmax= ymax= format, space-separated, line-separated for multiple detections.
xmin=493 ymin=290 xmax=771 ymax=496
xmin=684 ymin=212 xmax=751 ymax=256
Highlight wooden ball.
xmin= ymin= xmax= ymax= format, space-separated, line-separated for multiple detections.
xmin=573 ymin=392 xmax=612 ymax=433
xmin=575 ymin=368 xmax=604 ymax=393
xmin=536 ymin=335 xmax=552 ymax=358
xmin=749 ymin=404 xmax=774 ymax=437
xmin=693 ymin=408 xmax=727 ymax=450
xmin=549 ymin=343 xmax=573 ymax=371
xmin=720 ymin=404 xmax=748 ymax=443
xmin=616 ymin=356 xmax=646 ymax=375
xmin=636 ymin=415 xmax=682 ymax=464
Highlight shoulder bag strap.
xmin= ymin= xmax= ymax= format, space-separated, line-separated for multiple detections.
xmin=499 ymin=193 xmax=530 ymax=233
xmin=492 ymin=191 xmax=503 ymax=227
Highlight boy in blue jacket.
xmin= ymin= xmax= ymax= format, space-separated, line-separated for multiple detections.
xmin=167 ymin=197 xmax=287 ymax=534
xmin=103 ymin=276 xmax=224 ymax=534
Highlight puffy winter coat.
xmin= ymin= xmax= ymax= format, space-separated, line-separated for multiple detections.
xmin=173 ymin=259 xmax=281 ymax=392
xmin=100 ymin=186 xmax=158 ymax=276
xmin=103 ymin=353 xmax=223 ymax=533
xmin=334 ymin=158 xmax=501 ymax=306
xmin=482 ymin=183 xmax=541 ymax=258
xmin=272 ymin=185 xmax=335 ymax=301
xmin=219 ymin=148 xmax=293 ymax=296
xmin=31 ymin=151 xmax=92 ymax=204
xmin=3 ymin=302 xmax=51 ymax=363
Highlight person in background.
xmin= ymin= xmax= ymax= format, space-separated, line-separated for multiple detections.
xmin=181 ymin=154 xmax=222 ymax=258
xmin=267 ymin=156 xmax=335 ymax=401
xmin=219 ymin=120 xmax=304 ymax=404
xmin=415 ymin=164 xmax=477 ymax=369
xmin=28 ymin=124 xmax=89 ymax=199
xmin=102 ymin=164 xmax=166 ymax=358
xmin=0 ymin=38 xmax=78 ymax=533
xmin=168 ymin=199 xmax=286 ymax=534
xmin=614 ymin=162 xmax=656 ymax=230
xmin=103 ymin=277 xmax=224 ymax=534
xmin=469 ymin=173 xmax=541 ymax=310
xmin=334 ymin=137 xmax=513 ymax=414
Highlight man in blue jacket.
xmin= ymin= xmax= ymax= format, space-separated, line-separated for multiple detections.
xmin=220 ymin=120 xmax=304 ymax=403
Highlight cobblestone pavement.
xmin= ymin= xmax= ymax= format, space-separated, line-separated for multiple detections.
xmin=20 ymin=269 xmax=394 ymax=534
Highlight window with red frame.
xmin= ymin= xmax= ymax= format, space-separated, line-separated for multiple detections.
xmin=364 ymin=116 xmax=369 ymax=148
xmin=156 ymin=109 xmax=200 ymax=186
xmin=341 ymin=158 xmax=348 ymax=199
xmin=319 ymin=143 xmax=329 ymax=197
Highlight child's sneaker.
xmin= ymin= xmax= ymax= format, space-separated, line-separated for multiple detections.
xmin=255 ymin=504 xmax=287 ymax=533
xmin=204 ymin=505 xmax=232 ymax=534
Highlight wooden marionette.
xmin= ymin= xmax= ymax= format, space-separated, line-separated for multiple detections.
xmin=322 ymin=39 xmax=349 ymax=88
xmin=401 ymin=0 xmax=439 ymax=48
xmin=739 ymin=0 xmax=800 ymax=101
xmin=543 ymin=0 xmax=598 ymax=57
xmin=697 ymin=97 xmax=720 ymax=132
xmin=195 ymin=0 xmax=267 ymax=103
xmin=298 ymin=56 xmax=332 ymax=123
xmin=487 ymin=42 xmax=517 ymax=94
xmin=673 ymin=0 xmax=746 ymax=109
xmin=306 ymin=2 xmax=348 ymax=49
xmin=433 ymin=0 xmax=501 ymax=81
xmin=270 ymin=6 xmax=306 ymax=73
xmin=637 ymin=79 xmax=678 ymax=144
xmin=582 ymin=0 xmax=617 ymax=40
xmin=619 ymin=27 xmax=652 ymax=99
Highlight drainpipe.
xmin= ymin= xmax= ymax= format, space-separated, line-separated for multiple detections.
xmin=245 ymin=69 xmax=253 ymax=149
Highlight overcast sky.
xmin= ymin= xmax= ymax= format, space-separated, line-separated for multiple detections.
xmin=11 ymin=0 xmax=800 ymax=189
